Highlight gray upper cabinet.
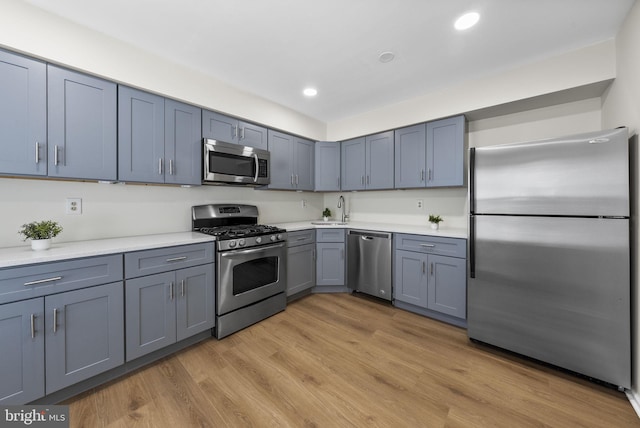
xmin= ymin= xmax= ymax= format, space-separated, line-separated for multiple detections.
xmin=394 ymin=116 xmax=465 ymax=189
xmin=119 ymin=87 xmax=201 ymax=185
xmin=394 ymin=123 xmax=427 ymax=188
xmin=48 ymin=65 xmax=117 ymax=181
xmin=202 ymin=110 xmax=267 ymax=150
xmin=426 ymin=115 xmax=465 ymax=187
xmin=0 ymin=49 xmax=47 ymax=177
xmin=314 ymin=141 xmax=341 ymax=191
xmin=267 ymin=130 xmax=314 ymax=190
xmin=341 ymin=132 xmax=394 ymax=191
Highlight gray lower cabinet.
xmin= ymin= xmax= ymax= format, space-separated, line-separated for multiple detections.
xmin=118 ymin=86 xmax=202 ymax=185
xmin=202 ymin=110 xmax=267 ymax=150
xmin=315 ymin=229 xmax=346 ymax=289
xmin=47 ymin=65 xmax=117 ymax=181
xmin=286 ymin=230 xmax=315 ymax=296
xmin=0 ymin=48 xmax=47 ymax=177
xmin=394 ymin=233 xmax=466 ymax=323
xmin=124 ymin=244 xmax=215 ymax=361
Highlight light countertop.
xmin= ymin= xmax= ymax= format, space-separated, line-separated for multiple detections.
xmin=0 ymin=232 xmax=214 ymax=268
xmin=273 ymin=221 xmax=468 ymax=240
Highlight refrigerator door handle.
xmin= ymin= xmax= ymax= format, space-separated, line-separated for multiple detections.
xmin=469 ymin=214 xmax=476 ymax=278
xmin=469 ymin=147 xmax=476 ymax=214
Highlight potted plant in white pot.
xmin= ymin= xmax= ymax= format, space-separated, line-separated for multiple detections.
xmin=428 ymin=214 xmax=443 ymax=230
xmin=322 ymin=208 xmax=332 ymax=222
xmin=18 ymin=220 xmax=63 ymax=251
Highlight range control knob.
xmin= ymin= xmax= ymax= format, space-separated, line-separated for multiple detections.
xmin=238 ymin=239 xmax=246 ymax=247
xmin=255 ymin=237 xmax=262 ymax=244
xmin=270 ymin=235 xmax=277 ymax=242
xmin=276 ymin=234 xmax=283 ymax=240
xmin=228 ymin=240 xmax=237 ymax=248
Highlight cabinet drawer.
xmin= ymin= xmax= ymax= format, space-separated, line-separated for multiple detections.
xmin=125 ymin=243 xmax=214 ymax=279
xmin=287 ymin=230 xmax=315 ymax=247
xmin=0 ymin=255 xmax=123 ymax=305
xmin=394 ymin=233 xmax=466 ymax=258
xmin=316 ymin=228 xmax=345 ymax=243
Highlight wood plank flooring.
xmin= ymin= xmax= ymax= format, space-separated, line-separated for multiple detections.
xmin=65 ymin=293 xmax=639 ymax=427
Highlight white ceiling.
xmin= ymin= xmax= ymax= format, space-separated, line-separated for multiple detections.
xmin=23 ymin=0 xmax=635 ymax=123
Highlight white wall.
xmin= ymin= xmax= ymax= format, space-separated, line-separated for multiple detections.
xmin=602 ymin=0 xmax=640 ymax=397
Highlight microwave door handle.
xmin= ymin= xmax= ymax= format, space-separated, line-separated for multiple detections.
xmin=253 ymin=153 xmax=259 ymax=183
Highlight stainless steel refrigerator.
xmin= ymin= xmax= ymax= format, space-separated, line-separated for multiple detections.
xmin=468 ymin=127 xmax=631 ymax=389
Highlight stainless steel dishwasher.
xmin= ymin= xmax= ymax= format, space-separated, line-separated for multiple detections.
xmin=347 ymin=230 xmax=392 ymax=301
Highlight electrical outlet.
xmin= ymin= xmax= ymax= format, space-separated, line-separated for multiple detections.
xmin=416 ymin=199 xmax=424 ymax=209
xmin=301 ymin=199 xmax=307 ymax=208
xmin=66 ymin=198 xmax=82 ymax=215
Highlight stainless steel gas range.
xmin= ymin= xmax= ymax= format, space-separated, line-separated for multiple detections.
xmin=192 ymin=204 xmax=287 ymax=339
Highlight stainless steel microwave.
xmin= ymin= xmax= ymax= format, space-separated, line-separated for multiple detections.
xmin=203 ymin=139 xmax=270 ymax=185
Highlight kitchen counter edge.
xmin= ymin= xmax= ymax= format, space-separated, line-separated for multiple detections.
xmin=0 ymin=232 xmax=215 ymax=268
xmin=273 ymin=221 xmax=468 ymax=240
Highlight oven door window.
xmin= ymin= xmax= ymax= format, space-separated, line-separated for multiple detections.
xmin=233 ymin=256 xmax=279 ymax=295
xmin=209 ymin=152 xmax=256 ymax=178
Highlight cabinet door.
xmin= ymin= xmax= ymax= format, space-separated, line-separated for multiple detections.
xmin=118 ymin=86 xmax=165 ymax=183
xmin=394 ymin=124 xmax=426 ymax=189
xmin=0 ymin=50 xmax=47 ymax=177
xmin=267 ymin=130 xmax=294 ymax=189
xmin=125 ymin=272 xmax=176 ymax=361
xmin=294 ymin=137 xmax=315 ymax=191
xmin=239 ymin=121 xmax=268 ymax=150
xmin=316 ymin=243 xmax=345 ymax=286
xmin=287 ymin=243 xmax=315 ymax=296
xmin=341 ymin=137 xmax=366 ymax=191
xmin=315 ymin=141 xmax=341 ymax=191
xmin=0 ymin=298 xmax=44 ymax=404
xmin=47 ymin=65 xmax=117 ymax=181
xmin=165 ymin=99 xmax=202 ymax=185
xmin=394 ymin=250 xmax=428 ymax=308
xmin=427 ymin=255 xmax=466 ymax=319
xmin=426 ymin=115 xmax=465 ymax=187
xmin=202 ymin=110 xmax=239 ymax=144
xmin=176 ymin=264 xmax=215 ymax=341
xmin=45 ymin=282 xmax=124 ymax=394
xmin=366 ymin=131 xmax=394 ymax=190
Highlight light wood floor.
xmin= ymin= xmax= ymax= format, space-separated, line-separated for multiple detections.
xmin=65 ymin=293 xmax=639 ymax=427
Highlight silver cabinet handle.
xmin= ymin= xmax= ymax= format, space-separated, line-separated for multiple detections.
xmin=419 ymin=244 xmax=436 ymax=248
xmin=430 ymin=262 xmax=434 ymax=276
xmin=428 ymin=169 xmax=432 ymax=181
xmin=166 ymin=256 xmax=187 ymax=262
xmin=54 ymin=145 xmax=59 ymax=166
xmin=158 ymin=158 xmax=163 ymax=175
xmin=181 ymin=279 xmax=185 ymax=297
xmin=422 ymin=261 xmax=426 ymax=274
xmin=232 ymin=125 xmax=238 ymax=139
xmin=291 ymin=174 xmax=294 ymax=185
xmin=421 ymin=169 xmax=425 ymax=181
xmin=24 ymin=276 xmax=62 ymax=286
xmin=35 ymin=142 xmax=40 ymax=164
xmin=30 ymin=314 xmax=36 ymax=339
xmin=295 ymin=174 xmax=299 ymax=185
xmin=169 ymin=159 xmax=174 ymax=175
xmin=169 ymin=282 xmax=174 ymax=300
xmin=240 ymin=127 xmax=245 ymax=140
xmin=361 ymin=176 xmax=365 ymax=186
xmin=367 ymin=175 xmax=370 ymax=185
xmin=53 ymin=308 xmax=58 ymax=333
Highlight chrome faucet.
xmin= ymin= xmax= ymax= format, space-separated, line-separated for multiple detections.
xmin=337 ymin=195 xmax=347 ymax=222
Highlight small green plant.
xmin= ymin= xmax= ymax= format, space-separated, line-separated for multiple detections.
xmin=322 ymin=208 xmax=332 ymax=218
xmin=428 ymin=214 xmax=443 ymax=224
xmin=18 ymin=220 xmax=63 ymax=241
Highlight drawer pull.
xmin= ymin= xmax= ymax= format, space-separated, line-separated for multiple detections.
xmin=419 ymin=244 xmax=436 ymax=248
xmin=296 ymin=237 xmax=309 ymax=241
xmin=30 ymin=314 xmax=36 ymax=339
xmin=24 ymin=276 xmax=62 ymax=286
xmin=166 ymin=256 xmax=187 ymax=262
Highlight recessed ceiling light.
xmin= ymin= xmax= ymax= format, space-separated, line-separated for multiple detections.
xmin=454 ymin=12 xmax=480 ymax=31
xmin=378 ymin=51 xmax=395 ymax=63
xmin=303 ymin=87 xmax=318 ymax=97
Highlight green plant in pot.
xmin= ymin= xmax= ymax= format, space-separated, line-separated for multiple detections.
xmin=19 ymin=220 xmax=63 ymax=251
xmin=322 ymin=208 xmax=332 ymax=221
xmin=428 ymin=214 xmax=443 ymax=230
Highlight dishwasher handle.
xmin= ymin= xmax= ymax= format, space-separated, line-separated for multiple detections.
xmin=347 ymin=230 xmax=391 ymax=240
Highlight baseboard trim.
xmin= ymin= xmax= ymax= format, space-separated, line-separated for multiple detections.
xmin=625 ymin=389 xmax=640 ymax=419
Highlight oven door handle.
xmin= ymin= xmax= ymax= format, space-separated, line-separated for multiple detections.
xmin=219 ymin=242 xmax=286 ymax=257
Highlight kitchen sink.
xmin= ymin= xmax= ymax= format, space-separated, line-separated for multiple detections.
xmin=310 ymin=221 xmax=348 ymax=225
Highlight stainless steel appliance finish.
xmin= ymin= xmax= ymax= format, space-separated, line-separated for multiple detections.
xmin=191 ymin=204 xmax=287 ymax=339
xmin=203 ymin=139 xmax=270 ymax=185
xmin=347 ymin=230 xmax=392 ymax=301
xmin=468 ymin=128 xmax=631 ymax=389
